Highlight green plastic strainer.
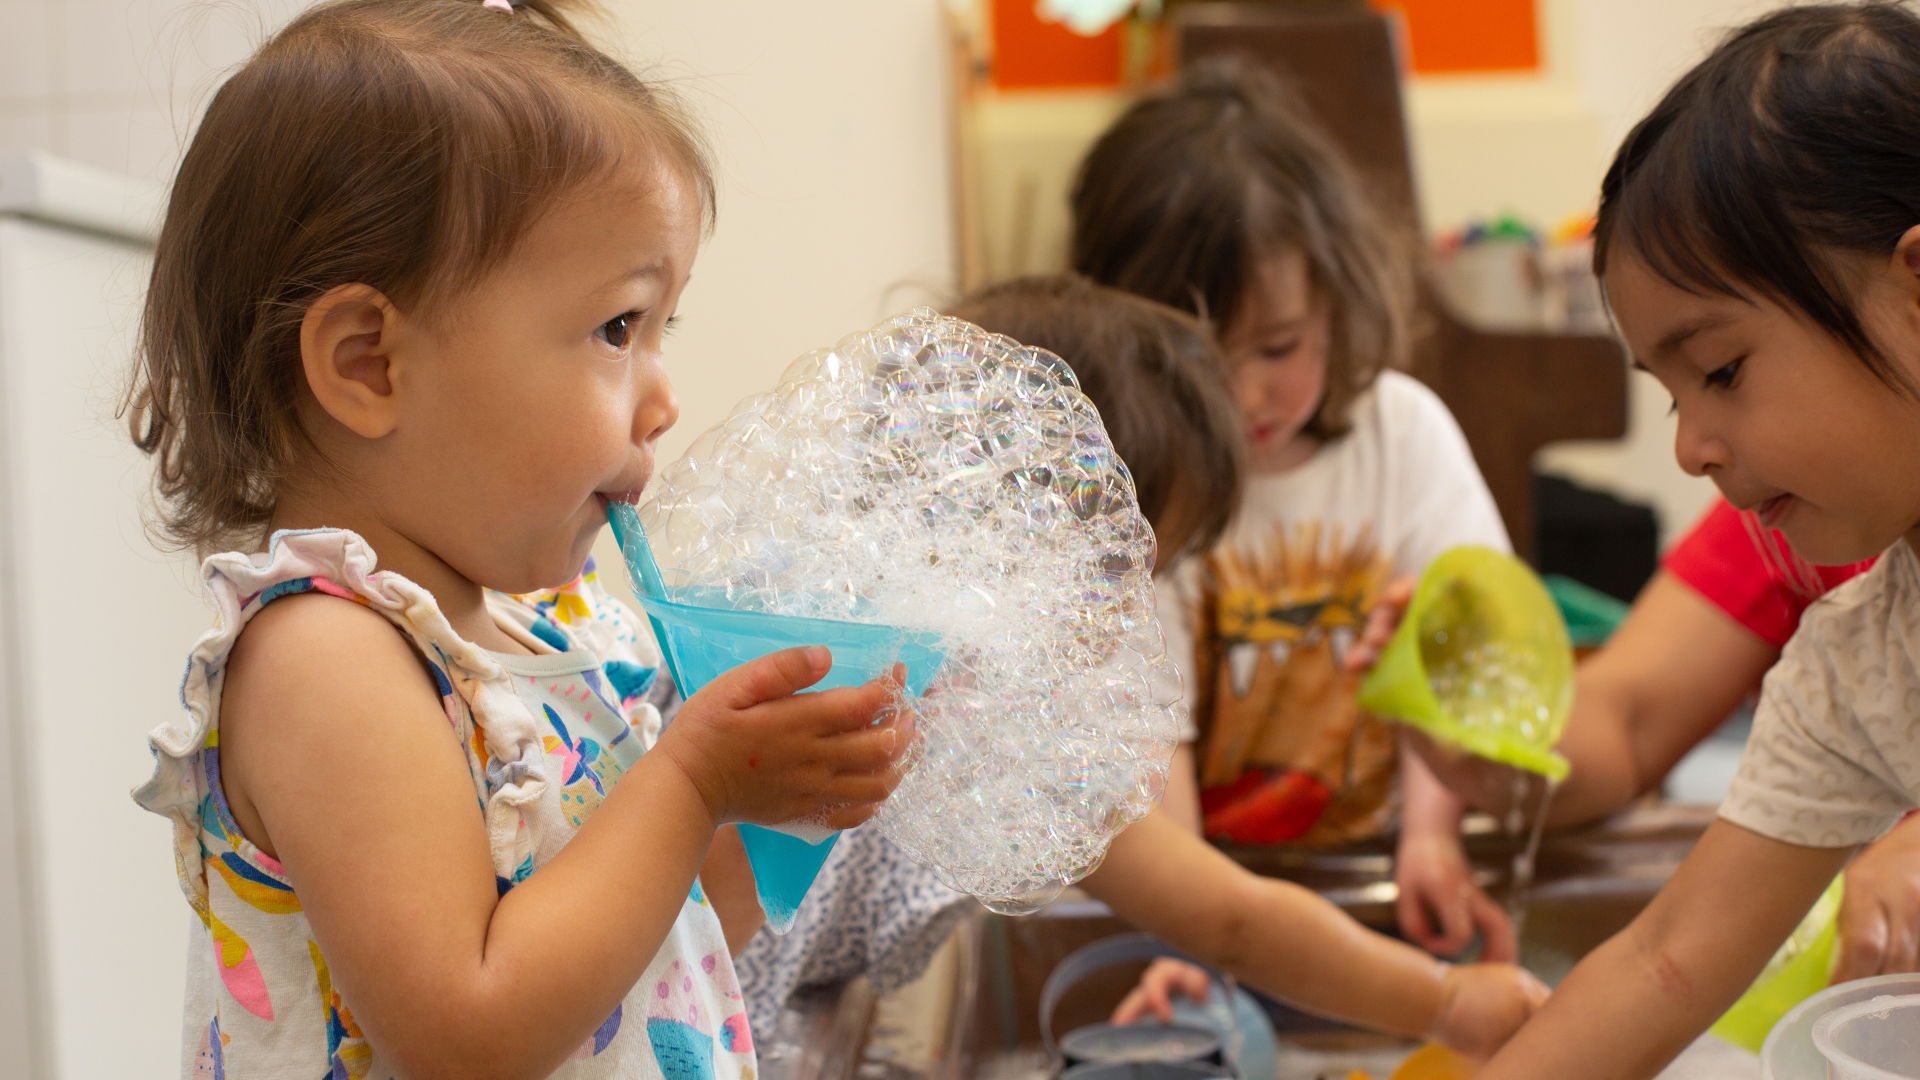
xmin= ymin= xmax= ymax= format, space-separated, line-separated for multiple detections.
xmin=1356 ymin=546 xmax=1573 ymax=780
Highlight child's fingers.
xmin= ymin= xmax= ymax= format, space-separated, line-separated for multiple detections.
xmin=1887 ymin=911 xmax=1920 ymax=976
xmin=1468 ymin=887 xmax=1519 ymax=963
xmin=1519 ymin=968 xmax=1551 ymax=1010
xmin=823 ymin=718 xmax=919 ymax=774
xmin=1109 ymin=986 xmax=1169 ymax=1026
xmin=1835 ymin=899 xmax=1893 ymax=982
xmin=819 ymin=801 xmax=881 ymax=831
xmin=769 ymin=675 xmax=906 ymax=737
xmin=818 ymin=771 xmax=899 ymax=806
xmin=1383 ymin=575 xmax=1417 ymax=607
xmin=1157 ymin=960 xmax=1213 ymax=1004
xmin=1396 ymin=887 xmax=1443 ymax=952
xmin=1432 ymin=888 xmax=1479 ymax=957
xmin=709 ymin=646 xmax=833 ymax=709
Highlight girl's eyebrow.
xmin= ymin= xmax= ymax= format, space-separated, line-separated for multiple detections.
xmin=1251 ymin=315 xmax=1311 ymax=337
xmin=1653 ymin=313 xmax=1735 ymax=358
xmin=614 ymin=260 xmax=668 ymax=285
xmin=587 ymin=259 xmax=670 ymax=300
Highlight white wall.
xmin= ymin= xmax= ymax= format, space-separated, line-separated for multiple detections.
xmin=0 ymin=215 xmax=206 ymax=1080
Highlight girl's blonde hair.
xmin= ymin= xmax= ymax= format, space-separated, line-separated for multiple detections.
xmin=1069 ymin=56 xmax=1412 ymax=440
xmin=128 ymin=0 xmax=713 ymax=556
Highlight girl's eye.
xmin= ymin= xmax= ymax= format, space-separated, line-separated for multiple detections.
xmin=1261 ymin=340 xmax=1302 ymax=361
xmin=1705 ymin=357 xmax=1744 ymax=389
xmin=595 ymin=312 xmax=637 ymax=350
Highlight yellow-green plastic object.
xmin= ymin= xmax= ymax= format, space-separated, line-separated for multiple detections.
xmin=1355 ymin=546 xmax=1573 ymax=781
xmin=1709 ymin=874 xmax=1843 ymax=1053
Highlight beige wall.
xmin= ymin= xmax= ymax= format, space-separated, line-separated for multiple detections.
xmin=592 ymin=2 xmax=957 ymax=594
xmin=1505 ymin=0 xmax=1783 ymax=547
xmin=610 ymin=2 xmax=956 ymax=466
xmin=0 ymin=0 xmax=957 ymax=464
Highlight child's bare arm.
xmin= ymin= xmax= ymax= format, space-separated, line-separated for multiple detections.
xmin=1081 ymin=810 xmax=1545 ymax=1057
xmin=1478 ymin=819 xmax=1849 ymax=1080
xmin=220 ymin=595 xmax=906 ymax=1080
xmin=701 ymin=825 xmax=767 ymax=956
xmin=1160 ymin=744 xmax=1202 ymax=834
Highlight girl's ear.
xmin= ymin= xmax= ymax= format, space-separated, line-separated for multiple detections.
xmin=1900 ymin=224 xmax=1920 ymax=280
xmin=300 ymin=284 xmax=405 ymax=439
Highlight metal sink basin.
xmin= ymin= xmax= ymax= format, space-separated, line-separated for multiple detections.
xmin=767 ymin=805 xmax=1721 ymax=1080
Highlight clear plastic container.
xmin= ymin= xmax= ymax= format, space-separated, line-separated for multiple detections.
xmin=1762 ymin=974 xmax=1920 ymax=1080
xmin=1812 ymin=993 xmax=1920 ymax=1080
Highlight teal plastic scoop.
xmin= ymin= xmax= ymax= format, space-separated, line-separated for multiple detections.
xmin=607 ymin=501 xmax=945 ymax=932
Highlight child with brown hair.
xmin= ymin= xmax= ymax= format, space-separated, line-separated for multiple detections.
xmin=737 ymin=274 xmax=1549 ymax=1063
xmin=129 ymin=1 xmax=909 ymax=1075
xmin=1072 ymin=58 xmax=1517 ymax=962
xmin=1482 ymin=5 xmax=1920 ymax=1075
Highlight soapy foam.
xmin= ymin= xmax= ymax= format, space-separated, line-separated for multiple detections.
xmin=634 ymin=309 xmax=1185 ymax=912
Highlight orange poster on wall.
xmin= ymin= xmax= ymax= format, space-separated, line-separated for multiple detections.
xmin=1371 ymin=0 xmax=1540 ymax=73
xmin=991 ymin=0 xmax=1124 ymax=89
xmin=989 ymin=0 xmax=1539 ymax=89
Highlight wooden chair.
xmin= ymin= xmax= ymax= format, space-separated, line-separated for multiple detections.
xmin=1175 ymin=3 xmax=1627 ymax=561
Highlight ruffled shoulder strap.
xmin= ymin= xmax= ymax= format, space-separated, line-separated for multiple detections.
xmin=133 ymin=528 xmax=564 ymax=906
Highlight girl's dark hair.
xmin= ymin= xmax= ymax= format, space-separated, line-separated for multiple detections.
xmin=129 ymin=0 xmax=714 ymax=555
xmin=1593 ymin=1 xmax=1920 ymax=394
xmin=949 ymin=274 xmax=1244 ymax=564
xmin=1069 ymin=56 xmax=1411 ymax=440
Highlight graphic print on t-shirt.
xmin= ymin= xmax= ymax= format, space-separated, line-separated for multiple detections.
xmin=1193 ymin=521 xmax=1396 ymax=847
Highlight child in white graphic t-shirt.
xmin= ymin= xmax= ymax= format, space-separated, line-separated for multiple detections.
xmin=1072 ymin=56 xmax=1515 ymax=964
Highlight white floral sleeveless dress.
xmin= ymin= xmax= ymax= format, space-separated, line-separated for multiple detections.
xmin=134 ymin=528 xmax=756 ymax=1079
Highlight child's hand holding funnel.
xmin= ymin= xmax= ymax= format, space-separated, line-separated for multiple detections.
xmin=1356 ymin=546 xmax=1574 ymax=782
xmin=652 ymin=647 xmax=914 ymax=832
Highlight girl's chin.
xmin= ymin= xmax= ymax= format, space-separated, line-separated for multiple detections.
xmin=1778 ymin=519 xmax=1887 ymax=568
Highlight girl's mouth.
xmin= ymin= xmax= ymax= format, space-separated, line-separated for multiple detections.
xmin=595 ymin=483 xmax=649 ymax=509
xmin=1756 ymin=493 xmax=1793 ymax=528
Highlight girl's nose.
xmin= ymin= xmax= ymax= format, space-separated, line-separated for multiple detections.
xmin=1672 ymin=406 xmax=1728 ymax=478
xmin=1232 ymin=369 xmax=1268 ymax=415
xmin=636 ymin=379 xmax=679 ymax=448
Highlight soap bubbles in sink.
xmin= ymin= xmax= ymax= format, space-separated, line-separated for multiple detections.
xmin=633 ymin=308 xmax=1185 ymax=912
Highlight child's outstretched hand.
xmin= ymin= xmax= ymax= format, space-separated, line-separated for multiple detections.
xmin=656 ymin=646 xmax=913 ymax=831
xmin=1346 ymin=575 xmax=1417 ymax=674
xmin=1110 ymin=957 xmax=1213 ymax=1025
xmin=1430 ymin=962 xmax=1551 ymax=1062
xmin=1396 ymin=832 xmax=1518 ymax=962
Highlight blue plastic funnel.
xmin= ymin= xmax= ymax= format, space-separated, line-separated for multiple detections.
xmin=607 ymin=502 xmax=945 ymax=931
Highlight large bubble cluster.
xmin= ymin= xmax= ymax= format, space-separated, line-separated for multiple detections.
xmin=633 ymin=308 xmax=1185 ymax=913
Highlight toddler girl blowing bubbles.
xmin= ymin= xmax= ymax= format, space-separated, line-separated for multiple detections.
xmin=129 ymin=0 xmax=910 ymax=1076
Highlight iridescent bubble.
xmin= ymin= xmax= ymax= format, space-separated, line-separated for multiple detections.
xmin=634 ymin=308 xmax=1184 ymax=911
